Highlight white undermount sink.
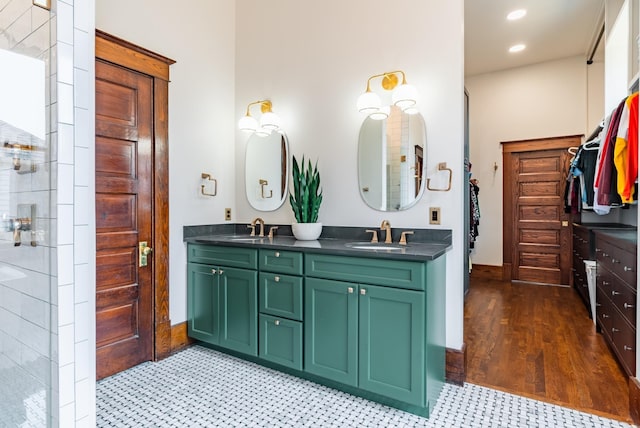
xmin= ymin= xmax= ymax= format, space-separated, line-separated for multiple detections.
xmin=346 ymin=242 xmax=404 ymax=251
xmin=226 ymin=236 xmax=263 ymax=241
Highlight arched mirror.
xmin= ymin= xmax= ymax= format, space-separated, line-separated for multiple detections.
xmin=358 ymin=105 xmax=426 ymax=211
xmin=245 ymin=131 xmax=289 ymax=211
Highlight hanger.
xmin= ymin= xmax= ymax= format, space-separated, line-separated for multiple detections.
xmin=567 ymin=147 xmax=578 ymax=155
xmin=582 ymin=140 xmax=600 ymax=150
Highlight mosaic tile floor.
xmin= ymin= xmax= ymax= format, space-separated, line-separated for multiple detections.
xmin=96 ymin=345 xmax=634 ymax=428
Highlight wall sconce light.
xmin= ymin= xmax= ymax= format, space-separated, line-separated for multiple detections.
xmin=357 ymin=70 xmax=419 ymax=120
xmin=238 ymin=100 xmax=282 ymax=135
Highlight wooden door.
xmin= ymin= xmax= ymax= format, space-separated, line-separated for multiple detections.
xmin=503 ymin=136 xmax=581 ymax=286
xmin=95 ymin=59 xmax=154 ymax=379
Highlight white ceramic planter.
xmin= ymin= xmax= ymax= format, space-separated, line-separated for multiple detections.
xmin=291 ymin=222 xmax=322 ymax=241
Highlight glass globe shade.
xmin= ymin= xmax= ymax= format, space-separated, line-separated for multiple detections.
xmin=357 ymin=91 xmax=381 ymax=114
xmin=255 ymin=127 xmax=272 ymax=137
xmin=392 ymin=83 xmax=418 ymax=110
xmin=403 ymin=106 xmax=420 ymax=115
xmin=238 ymin=115 xmax=258 ymax=132
xmin=260 ymin=111 xmax=281 ymax=130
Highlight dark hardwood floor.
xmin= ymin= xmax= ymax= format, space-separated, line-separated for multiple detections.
xmin=465 ymin=276 xmax=632 ymax=423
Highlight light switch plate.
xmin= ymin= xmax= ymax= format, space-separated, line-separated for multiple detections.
xmin=429 ymin=207 xmax=441 ymax=225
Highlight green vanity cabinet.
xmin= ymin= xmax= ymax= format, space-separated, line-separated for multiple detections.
xmin=187 ymin=240 xmax=447 ymax=417
xmin=304 ymin=276 xmax=426 ymax=406
xmin=305 ymin=277 xmax=359 ymax=385
xmin=187 ymin=263 xmax=220 ymax=344
xmin=358 ymin=283 xmax=425 ymax=406
xmin=219 ymin=266 xmax=258 ymax=355
xmin=259 ymin=272 xmax=303 ymax=321
xmin=258 ymin=249 xmax=305 ymax=370
xmin=259 ymin=313 xmax=303 ymax=370
xmin=187 ymin=244 xmax=258 ymax=356
xmin=304 ymin=253 xmax=438 ymax=410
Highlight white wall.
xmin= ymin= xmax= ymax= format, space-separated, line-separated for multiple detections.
xmin=235 ymin=0 xmax=465 ymax=348
xmin=95 ymin=0 xmax=237 ymax=324
xmin=465 ymin=56 xmax=602 ymax=267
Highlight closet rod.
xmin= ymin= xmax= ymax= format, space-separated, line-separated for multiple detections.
xmin=587 ymin=24 xmax=604 ymax=65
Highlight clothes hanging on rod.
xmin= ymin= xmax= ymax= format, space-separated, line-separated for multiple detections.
xmin=592 ymin=91 xmax=638 ymax=214
xmin=565 ymin=137 xmax=601 ymax=212
xmin=465 ymin=158 xmax=480 ymax=250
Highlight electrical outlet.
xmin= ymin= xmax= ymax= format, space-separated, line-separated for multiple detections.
xmin=429 ymin=207 xmax=441 ymax=225
xmin=224 ymin=208 xmax=231 ymax=221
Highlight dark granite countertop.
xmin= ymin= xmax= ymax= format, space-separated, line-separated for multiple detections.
xmin=184 ymin=224 xmax=452 ymax=261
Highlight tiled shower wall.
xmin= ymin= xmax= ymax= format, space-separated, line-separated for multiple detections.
xmin=0 ymin=1 xmax=53 ymax=426
xmin=54 ymin=0 xmax=96 ymax=426
xmin=0 ymin=0 xmax=96 ymax=426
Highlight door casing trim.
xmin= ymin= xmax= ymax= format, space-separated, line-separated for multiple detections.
xmin=96 ymin=30 xmax=175 ymax=361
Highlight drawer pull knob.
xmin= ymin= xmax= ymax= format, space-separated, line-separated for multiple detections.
xmin=624 ymin=345 xmax=634 ymax=352
xmin=211 ymin=269 xmax=217 ymax=274
xmin=611 ymin=290 xmax=621 ymax=296
xmin=274 ymin=320 xmax=280 ymax=326
xmin=274 ymin=276 xmax=280 ymax=282
xmin=612 ymin=327 xmax=620 ymax=333
xmin=624 ymin=303 xmax=635 ymax=309
xmin=275 ymin=252 xmax=280 ymax=258
xmin=611 ymin=258 xmax=620 ymax=263
xmin=624 ymin=266 xmax=634 ymax=272
xmin=360 ymin=288 xmax=367 ymax=295
xmin=602 ymin=281 xmax=610 ymax=286
xmin=596 ymin=303 xmax=602 ymax=307
xmin=595 ymin=248 xmax=601 ymax=252
xmin=219 ymin=269 xmax=224 ymax=275
xmin=602 ymin=252 xmax=609 ymax=257
xmin=347 ymin=287 xmax=354 ymax=294
xmin=602 ymin=314 xmax=610 ymax=318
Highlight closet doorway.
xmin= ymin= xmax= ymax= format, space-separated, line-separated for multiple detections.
xmin=501 ymin=135 xmax=580 ymax=286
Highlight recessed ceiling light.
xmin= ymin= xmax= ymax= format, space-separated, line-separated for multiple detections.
xmin=509 ymin=44 xmax=526 ymax=53
xmin=507 ymin=9 xmax=527 ymax=20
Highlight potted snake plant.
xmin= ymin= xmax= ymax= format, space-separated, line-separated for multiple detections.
xmin=289 ymin=155 xmax=323 ymax=240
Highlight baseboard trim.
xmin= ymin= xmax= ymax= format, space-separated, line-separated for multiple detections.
xmin=470 ymin=264 xmax=503 ymax=281
xmin=445 ymin=344 xmax=466 ymax=386
xmin=630 ymin=377 xmax=640 ymax=425
xmin=170 ymin=321 xmax=194 ymax=353
xmin=502 ymin=263 xmax=512 ymax=281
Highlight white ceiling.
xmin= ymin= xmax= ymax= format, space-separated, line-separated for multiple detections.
xmin=465 ymin=0 xmax=605 ymax=76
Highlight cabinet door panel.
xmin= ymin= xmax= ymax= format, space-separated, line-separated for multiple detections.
xmin=259 ymin=272 xmax=303 ymax=321
xmin=220 ymin=267 xmax=258 ymax=356
xmin=359 ymin=285 xmax=425 ymax=406
xmin=187 ymin=263 xmax=219 ymax=344
xmin=259 ymin=314 xmax=303 ymax=370
xmin=305 ymin=277 xmax=358 ymax=386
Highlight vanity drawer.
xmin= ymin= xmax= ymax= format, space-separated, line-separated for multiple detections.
xmin=188 ymin=244 xmax=257 ymax=269
xmin=305 ymin=254 xmax=425 ymax=290
xmin=259 ymin=272 xmax=303 ymax=321
xmin=259 ymin=314 xmax=303 ymax=371
xmin=259 ymin=249 xmax=303 ymax=275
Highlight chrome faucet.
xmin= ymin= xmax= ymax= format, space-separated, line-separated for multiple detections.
xmin=380 ymin=220 xmax=392 ymax=244
xmin=251 ymin=217 xmax=265 ymax=237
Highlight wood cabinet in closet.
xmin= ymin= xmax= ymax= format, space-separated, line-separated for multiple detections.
xmin=594 ymin=229 xmax=637 ymax=377
xmin=572 ymin=223 xmax=636 ymax=319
